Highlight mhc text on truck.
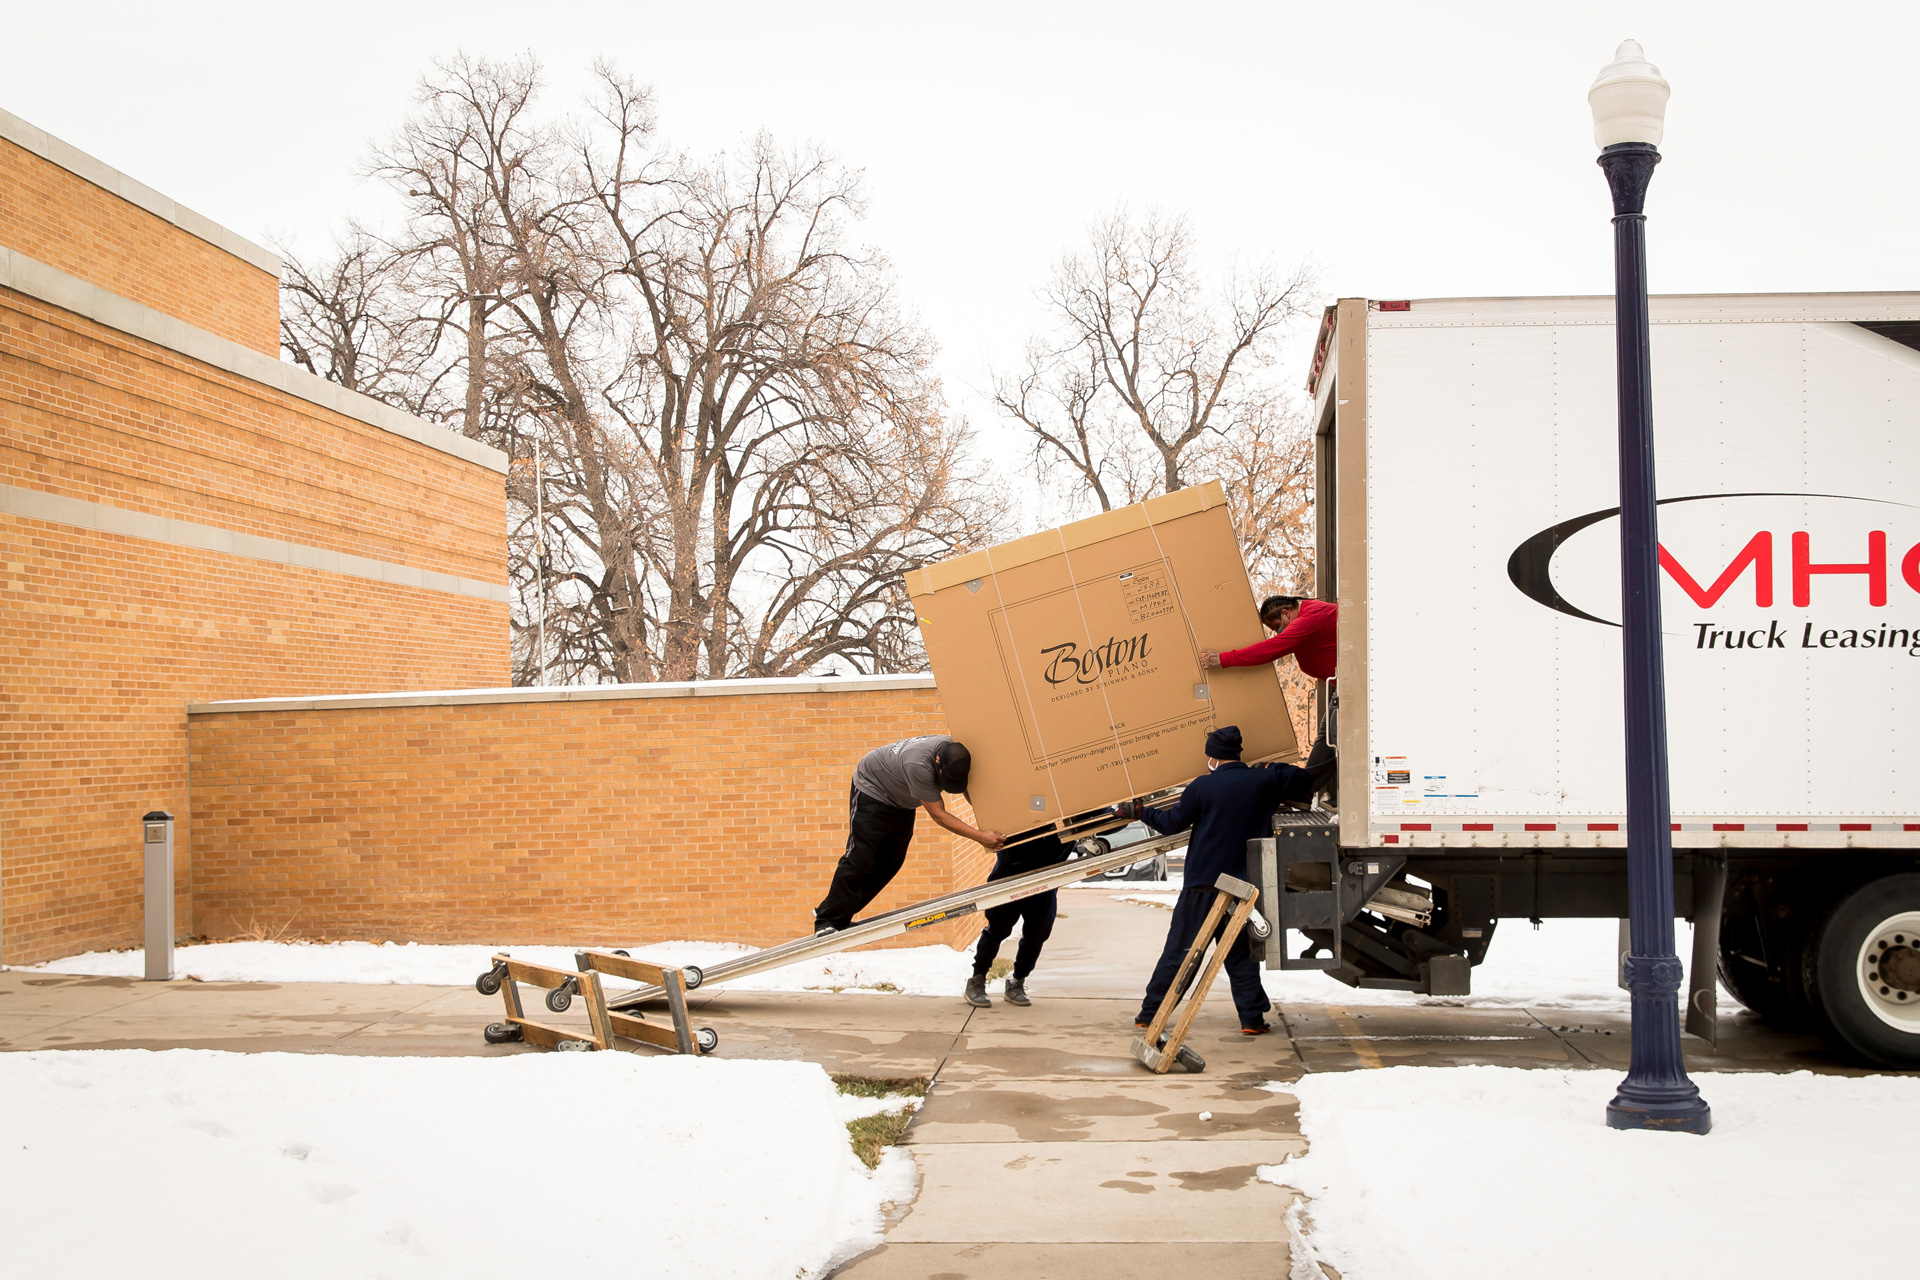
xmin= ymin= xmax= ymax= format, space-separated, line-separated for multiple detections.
xmin=1247 ymin=292 xmax=1920 ymax=1069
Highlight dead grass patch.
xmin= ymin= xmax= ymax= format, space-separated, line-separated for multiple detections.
xmin=832 ymin=1074 xmax=929 ymax=1169
xmin=832 ymin=1074 xmax=929 ymax=1099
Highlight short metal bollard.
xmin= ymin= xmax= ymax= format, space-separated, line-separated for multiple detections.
xmin=143 ymin=811 xmax=174 ymax=981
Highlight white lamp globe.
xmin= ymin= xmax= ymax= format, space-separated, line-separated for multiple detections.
xmin=1589 ymin=40 xmax=1670 ymax=148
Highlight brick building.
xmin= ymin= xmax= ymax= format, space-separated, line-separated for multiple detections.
xmin=1 ymin=110 xmax=510 ymax=964
xmin=2 ymin=111 xmax=985 ymax=966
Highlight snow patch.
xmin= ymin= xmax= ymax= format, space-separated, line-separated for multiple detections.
xmin=28 ymin=939 xmax=975 ymax=996
xmin=0 ymin=1049 xmax=909 ymax=1279
xmin=1259 ymin=1065 xmax=1919 ymax=1277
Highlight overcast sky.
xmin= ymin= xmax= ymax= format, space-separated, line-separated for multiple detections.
xmin=7 ymin=0 xmax=1917 ymax=470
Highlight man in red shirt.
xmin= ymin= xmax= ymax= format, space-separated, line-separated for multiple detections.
xmin=1201 ymin=595 xmax=1339 ymax=802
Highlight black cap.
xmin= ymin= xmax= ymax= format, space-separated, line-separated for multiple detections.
xmin=1204 ymin=726 xmax=1243 ymax=760
xmin=937 ymin=741 xmax=972 ymax=792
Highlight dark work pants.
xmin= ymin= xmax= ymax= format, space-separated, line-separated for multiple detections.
xmin=814 ymin=786 xmax=917 ymax=931
xmin=1136 ymin=885 xmax=1270 ymax=1027
xmin=972 ymin=855 xmax=1059 ymax=980
xmin=1305 ymin=714 xmax=1336 ymax=804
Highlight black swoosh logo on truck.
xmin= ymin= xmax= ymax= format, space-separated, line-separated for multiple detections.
xmin=1505 ymin=492 xmax=1907 ymax=626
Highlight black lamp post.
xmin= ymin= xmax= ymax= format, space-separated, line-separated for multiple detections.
xmin=1590 ymin=40 xmax=1711 ymax=1135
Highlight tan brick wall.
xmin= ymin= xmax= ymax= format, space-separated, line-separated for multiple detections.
xmin=0 ymin=139 xmax=278 ymax=355
xmin=2 ymin=288 xmax=500 ymax=583
xmin=186 ymin=690 xmax=992 ymax=954
xmin=1 ymin=289 xmax=507 ymax=965
xmin=3 ymin=521 xmax=507 ymax=963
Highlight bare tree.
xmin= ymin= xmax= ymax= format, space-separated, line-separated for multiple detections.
xmin=285 ymin=54 xmax=1003 ymax=684
xmin=995 ymin=209 xmax=1321 ymax=746
xmin=277 ymin=226 xmax=443 ymax=413
xmin=1204 ymin=400 xmax=1316 ymax=599
xmin=994 ymin=208 xmax=1316 ymax=515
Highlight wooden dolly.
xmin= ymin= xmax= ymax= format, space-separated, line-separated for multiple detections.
xmin=475 ymin=953 xmax=615 ymax=1051
xmin=1130 ymin=873 xmax=1264 ymax=1074
xmin=577 ymin=949 xmax=717 ymax=1055
xmin=474 ymin=951 xmax=717 ymax=1055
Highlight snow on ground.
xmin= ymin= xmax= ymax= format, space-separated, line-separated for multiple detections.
xmin=27 ymin=939 xmax=975 ymax=996
xmin=1259 ymin=1066 xmax=1917 ymax=1278
xmin=0 ymin=1048 xmax=912 ymax=1280
xmin=30 ymin=891 xmax=1702 ymax=1013
xmin=836 ymin=1091 xmax=925 ymax=1123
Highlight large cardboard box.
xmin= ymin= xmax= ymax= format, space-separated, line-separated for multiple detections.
xmin=906 ymin=482 xmax=1299 ymax=836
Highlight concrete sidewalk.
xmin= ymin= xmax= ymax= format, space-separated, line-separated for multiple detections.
xmin=837 ymin=888 xmax=1305 ymax=1279
xmin=0 ymin=890 xmax=1858 ymax=1280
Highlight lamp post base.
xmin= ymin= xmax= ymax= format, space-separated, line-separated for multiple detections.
xmin=1607 ymin=962 xmax=1712 ymax=1134
xmin=1606 ymin=1091 xmax=1712 ymax=1135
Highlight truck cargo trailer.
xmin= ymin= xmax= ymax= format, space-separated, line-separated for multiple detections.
xmin=1259 ymin=293 xmax=1920 ymax=1068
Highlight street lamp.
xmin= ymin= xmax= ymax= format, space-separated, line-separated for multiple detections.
xmin=1590 ymin=40 xmax=1711 ymax=1135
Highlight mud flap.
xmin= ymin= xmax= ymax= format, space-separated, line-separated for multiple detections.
xmin=1686 ymin=855 xmax=1725 ymax=1045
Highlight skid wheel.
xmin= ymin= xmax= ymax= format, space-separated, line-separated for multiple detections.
xmin=695 ymin=1027 xmax=719 ymax=1053
xmin=555 ymin=1039 xmax=593 ymax=1052
xmin=475 ymin=965 xmax=505 ymax=997
xmin=1246 ymin=913 xmax=1273 ymax=942
xmin=546 ymin=979 xmax=577 ymax=1013
xmin=683 ymin=966 xmax=704 ymax=990
xmin=483 ymin=1022 xmax=522 ymax=1045
xmin=612 ymin=949 xmax=631 ymax=957
xmin=1175 ymin=1044 xmax=1206 ymax=1073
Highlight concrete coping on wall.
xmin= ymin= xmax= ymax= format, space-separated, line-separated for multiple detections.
xmin=186 ymin=673 xmax=940 ymax=715
xmin=0 ymin=108 xmax=282 ymax=277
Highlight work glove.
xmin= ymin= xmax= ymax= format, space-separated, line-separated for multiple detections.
xmin=1112 ymin=799 xmax=1141 ymax=822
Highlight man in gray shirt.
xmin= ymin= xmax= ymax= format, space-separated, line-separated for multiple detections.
xmin=814 ymin=735 xmax=1006 ymax=933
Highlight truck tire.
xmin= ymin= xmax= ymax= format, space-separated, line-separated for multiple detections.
xmin=1805 ymin=874 xmax=1920 ymax=1069
xmin=1716 ymin=912 xmax=1821 ymax=1030
xmin=1716 ymin=921 xmax=1796 ymax=1025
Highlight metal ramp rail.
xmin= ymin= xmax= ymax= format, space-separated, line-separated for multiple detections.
xmin=607 ymin=829 xmax=1192 ymax=1011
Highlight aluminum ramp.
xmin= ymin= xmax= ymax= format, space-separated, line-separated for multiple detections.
xmin=607 ymin=830 xmax=1191 ymax=1010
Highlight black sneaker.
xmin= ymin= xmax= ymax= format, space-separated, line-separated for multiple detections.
xmin=813 ymin=923 xmax=841 ymax=937
xmin=1240 ymin=1021 xmax=1272 ymax=1036
xmin=964 ymin=975 xmax=991 ymax=1007
xmin=1003 ymin=976 xmax=1031 ymax=1006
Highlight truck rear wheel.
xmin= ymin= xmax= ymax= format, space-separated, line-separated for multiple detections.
xmin=1716 ymin=911 xmax=1796 ymax=1024
xmin=1717 ymin=911 xmax=1819 ymax=1029
xmin=1807 ymin=874 xmax=1920 ymax=1069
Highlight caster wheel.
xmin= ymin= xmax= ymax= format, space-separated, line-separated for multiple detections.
xmin=612 ymin=949 xmax=630 ymax=957
xmin=546 ymin=982 xmax=575 ymax=1014
xmin=1175 ymin=1044 xmax=1206 ymax=1073
xmin=555 ymin=1039 xmax=593 ymax=1052
xmin=475 ymin=968 xmax=504 ymax=997
xmin=683 ymin=966 xmax=704 ymax=990
xmin=483 ymin=1022 xmax=522 ymax=1045
xmin=695 ymin=1027 xmax=719 ymax=1053
xmin=1247 ymin=913 xmax=1273 ymax=942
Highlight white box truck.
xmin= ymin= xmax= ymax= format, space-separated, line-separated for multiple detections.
xmin=1254 ymin=293 xmax=1920 ymax=1068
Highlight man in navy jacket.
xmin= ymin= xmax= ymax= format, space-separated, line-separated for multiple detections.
xmin=1125 ymin=725 xmax=1313 ymax=1034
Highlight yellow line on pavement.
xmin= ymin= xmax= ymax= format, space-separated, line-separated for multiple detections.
xmin=1329 ymin=1007 xmax=1384 ymax=1068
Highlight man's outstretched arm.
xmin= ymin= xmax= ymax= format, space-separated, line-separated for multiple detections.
xmin=924 ymin=798 xmax=1006 ymax=848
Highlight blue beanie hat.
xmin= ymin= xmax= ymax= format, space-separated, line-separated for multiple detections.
xmin=1204 ymin=725 xmax=1243 ymax=759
